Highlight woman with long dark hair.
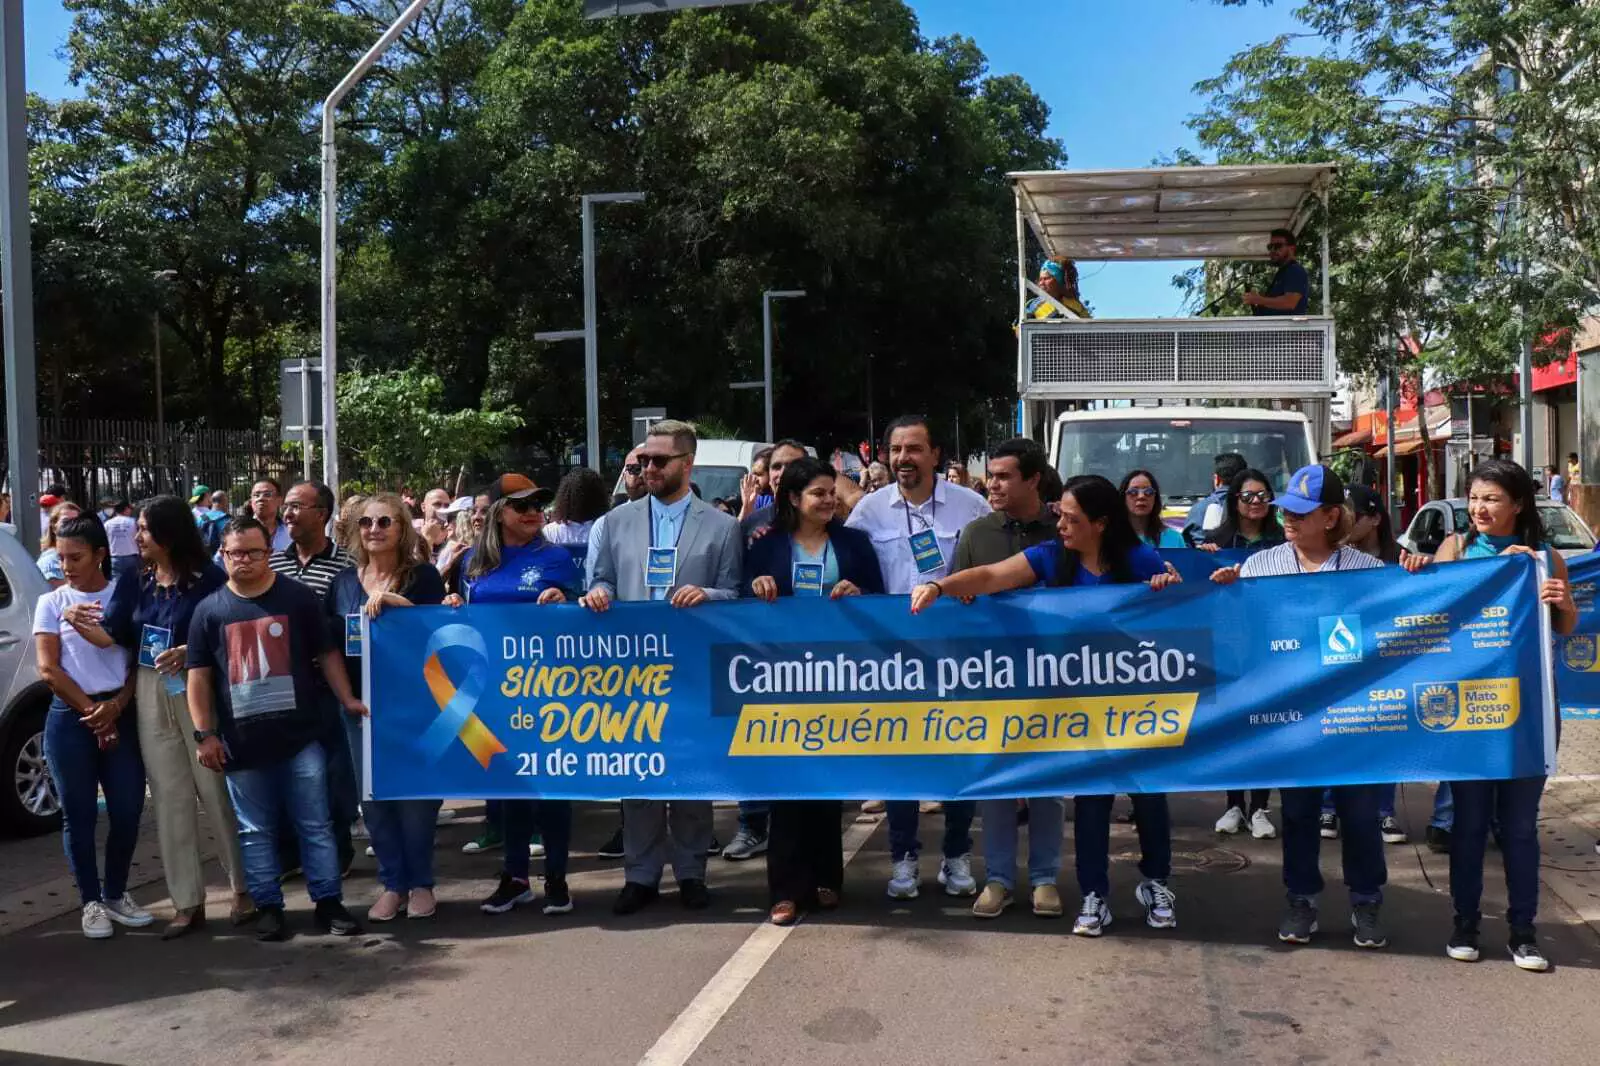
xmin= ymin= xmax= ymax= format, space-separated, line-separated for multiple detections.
xmin=1400 ymin=459 xmax=1576 ymax=971
xmin=910 ymin=474 xmax=1181 ymax=937
xmin=101 ymin=495 xmax=248 ymax=936
xmin=1119 ymin=470 xmax=1185 ymax=548
xmin=1344 ymin=485 xmax=1400 ymax=564
xmin=745 ymin=456 xmax=885 ymax=924
xmin=32 ymin=514 xmax=147 ymax=939
xmin=544 ymin=468 xmax=612 ymax=573
xmin=1201 ymin=468 xmax=1286 ymax=553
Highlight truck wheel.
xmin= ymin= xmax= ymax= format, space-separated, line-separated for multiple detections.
xmin=1 ymin=701 xmax=60 ymax=836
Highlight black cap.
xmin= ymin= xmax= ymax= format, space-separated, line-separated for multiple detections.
xmin=1345 ymin=484 xmax=1382 ymax=518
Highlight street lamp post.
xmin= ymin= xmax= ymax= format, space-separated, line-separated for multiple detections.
xmin=535 ymin=192 xmax=647 ymax=473
xmin=151 ymin=269 xmax=177 ymax=492
xmin=1 ymin=2 xmax=39 ymax=553
xmin=761 ymin=289 xmax=806 ymax=442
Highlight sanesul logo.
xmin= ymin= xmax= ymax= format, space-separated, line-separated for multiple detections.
xmin=1318 ymin=615 xmax=1363 ymax=665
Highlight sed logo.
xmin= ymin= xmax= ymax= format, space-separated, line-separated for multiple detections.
xmin=1481 ymin=606 xmax=1509 ymax=619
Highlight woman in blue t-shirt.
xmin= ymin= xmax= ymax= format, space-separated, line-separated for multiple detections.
xmin=909 ymin=474 xmax=1181 ymax=938
xmin=1401 ymin=459 xmax=1576 ymax=972
xmin=444 ymin=473 xmax=580 ymax=919
xmin=330 ymin=493 xmax=448 ymax=922
xmin=1120 ymin=470 xmax=1185 ymax=549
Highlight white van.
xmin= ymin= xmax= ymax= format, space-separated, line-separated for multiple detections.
xmin=612 ymin=439 xmax=771 ymax=503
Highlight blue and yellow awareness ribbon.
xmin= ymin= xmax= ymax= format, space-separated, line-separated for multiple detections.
xmin=418 ymin=624 xmax=507 ymax=769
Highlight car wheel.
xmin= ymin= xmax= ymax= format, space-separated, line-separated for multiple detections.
xmin=1 ymin=701 xmax=60 ymax=836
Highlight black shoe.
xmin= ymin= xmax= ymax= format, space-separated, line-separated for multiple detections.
xmin=1016 ymin=801 xmax=1030 ymax=826
xmin=313 ymin=898 xmax=362 ymax=936
xmin=680 ymin=879 xmax=711 ymax=910
xmin=1446 ymin=916 xmax=1480 ymax=962
xmin=613 ymin=881 xmax=659 ymax=915
xmin=702 ymin=834 xmax=721 ymax=857
xmin=543 ymin=877 xmax=573 ymax=915
xmin=255 ymin=905 xmax=288 ymax=942
xmin=597 ymin=827 xmax=625 ymax=860
xmin=480 ymin=874 xmax=534 ymax=915
xmin=1509 ymin=926 xmax=1550 ymax=972
xmin=1425 ymin=825 xmax=1451 ymax=854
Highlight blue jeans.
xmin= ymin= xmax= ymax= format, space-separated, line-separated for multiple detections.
xmin=366 ymin=799 xmax=442 ymax=893
xmin=980 ymin=797 xmax=1064 ymax=890
xmin=227 ymin=741 xmax=343 ymax=908
xmin=737 ymin=801 xmax=769 ymax=834
xmin=1282 ymin=785 xmax=1386 ymax=903
xmin=1073 ymin=794 xmax=1170 ymax=897
xmin=43 ymin=700 xmax=145 ymax=905
xmin=504 ymin=800 xmax=572 ymax=882
xmin=1430 ymin=781 xmax=1454 ymax=831
xmin=1449 ymin=776 xmax=1543 ymax=928
xmin=887 ymin=800 xmax=975 ymax=862
xmin=1322 ymin=785 xmax=1397 ymax=819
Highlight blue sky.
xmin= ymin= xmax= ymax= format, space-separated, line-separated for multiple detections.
xmin=18 ymin=0 xmax=1306 ymax=315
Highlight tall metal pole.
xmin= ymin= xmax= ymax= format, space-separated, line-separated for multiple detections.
xmin=761 ymin=292 xmax=773 ymax=442
xmin=1385 ymin=346 xmax=1398 ymax=529
xmin=582 ymin=196 xmax=600 ymax=472
xmin=321 ymin=0 xmax=434 ymax=501
xmin=1 ymin=2 xmax=39 ymax=553
xmin=153 ymin=313 xmax=164 ymax=492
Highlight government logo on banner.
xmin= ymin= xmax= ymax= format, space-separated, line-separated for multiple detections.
xmin=1319 ymin=615 xmax=1363 ymax=666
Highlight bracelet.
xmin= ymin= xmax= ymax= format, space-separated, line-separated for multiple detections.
xmin=928 ymin=580 xmax=944 ymax=597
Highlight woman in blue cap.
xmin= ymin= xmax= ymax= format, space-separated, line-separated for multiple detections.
xmin=1211 ymin=464 xmax=1390 ymax=951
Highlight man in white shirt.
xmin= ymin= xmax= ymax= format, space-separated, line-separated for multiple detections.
xmin=103 ymin=500 xmax=140 ymax=579
xmin=845 ymin=415 xmax=990 ymax=900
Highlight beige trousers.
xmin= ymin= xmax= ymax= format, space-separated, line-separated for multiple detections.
xmin=135 ymin=668 xmax=246 ymax=909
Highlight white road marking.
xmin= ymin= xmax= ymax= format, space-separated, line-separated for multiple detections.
xmin=636 ymin=815 xmax=880 ymax=1066
xmin=1550 ymin=774 xmax=1600 ymax=783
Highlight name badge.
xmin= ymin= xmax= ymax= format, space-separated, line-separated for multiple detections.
xmin=139 ymin=624 xmax=171 ymax=670
xmin=645 ymin=546 xmax=678 ymax=589
xmin=345 ymin=614 xmax=363 ymax=658
xmin=908 ymin=528 xmax=946 ymax=576
xmin=792 ymin=562 xmax=825 ymax=596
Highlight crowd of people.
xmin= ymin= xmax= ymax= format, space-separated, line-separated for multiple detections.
xmin=24 ymin=415 xmax=1580 ymax=973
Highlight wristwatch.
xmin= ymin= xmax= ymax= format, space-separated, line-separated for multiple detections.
xmin=193 ymin=729 xmax=219 ymax=743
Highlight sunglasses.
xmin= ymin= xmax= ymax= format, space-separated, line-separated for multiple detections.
xmin=1125 ymin=487 xmax=1156 ymax=498
xmin=1238 ymin=491 xmax=1274 ymax=504
xmin=357 ymin=515 xmax=394 ymax=531
xmin=624 ymin=464 xmax=643 ymax=476
xmin=506 ymin=497 xmax=544 ymax=514
xmin=641 ymin=452 xmax=689 ymax=469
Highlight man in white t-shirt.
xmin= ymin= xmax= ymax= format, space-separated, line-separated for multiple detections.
xmin=103 ymin=500 xmax=139 ymax=580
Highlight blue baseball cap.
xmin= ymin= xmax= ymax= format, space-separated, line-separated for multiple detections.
xmin=1276 ymin=464 xmax=1347 ymax=515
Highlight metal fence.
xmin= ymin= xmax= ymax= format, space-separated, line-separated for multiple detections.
xmin=1 ymin=418 xmax=295 ymax=506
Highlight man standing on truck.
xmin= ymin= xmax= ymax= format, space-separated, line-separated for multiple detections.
xmin=1243 ymin=229 xmax=1310 ymax=316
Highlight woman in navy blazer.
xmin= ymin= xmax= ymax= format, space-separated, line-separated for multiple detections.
xmin=744 ymin=457 xmax=885 ymax=924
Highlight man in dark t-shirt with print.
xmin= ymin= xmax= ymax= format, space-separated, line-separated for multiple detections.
xmin=187 ymin=517 xmax=368 ymax=942
xmin=1244 ymin=227 xmax=1310 ymax=317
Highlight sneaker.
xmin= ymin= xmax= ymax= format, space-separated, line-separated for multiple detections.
xmin=1319 ymin=813 xmax=1339 ymax=839
xmin=1278 ymin=896 xmax=1318 ymax=944
xmin=886 ymin=857 xmax=919 ymax=900
xmin=1351 ymin=901 xmax=1386 ymax=948
xmin=721 ymin=827 xmax=769 ymax=861
xmin=1446 ymin=916 xmax=1480 ymax=962
xmin=1072 ymin=892 xmax=1111 ymax=937
xmin=1214 ymin=805 xmax=1246 ymax=835
xmin=542 ymin=877 xmax=573 ymax=915
xmin=1380 ymin=815 xmax=1407 ymax=845
xmin=859 ymin=799 xmax=886 ymax=814
xmin=529 ymin=834 xmax=546 ymax=859
xmin=597 ymin=827 xmax=625 ymax=859
xmin=613 ymin=881 xmax=659 ymax=915
xmin=103 ymin=892 xmax=155 ymax=928
xmin=1508 ymin=927 xmax=1549 ymax=972
xmin=1425 ymin=825 xmax=1451 ymax=854
xmin=480 ymin=874 xmax=534 ymax=915
xmin=81 ymin=901 xmax=114 ymax=940
xmin=972 ymin=881 xmax=1012 ymax=918
xmin=368 ymin=890 xmax=405 ymax=923
xmin=365 ymin=845 xmax=376 ymax=858
xmin=1249 ymin=809 xmax=1277 ymax=840
xmin=436 ymin=807 xmax=458 ymax=824
xmin=255 ymin=905 xmax=288 ymax=942
xmin=1135 ymin=879 xmax=1177 ymax=929
xmin=919 ymin=801 xmax=944 ymax=814
xmin=1032 ymin=883 xmax=1064 ymax=918
xmin=463 ymin=828 xmax=504 ymax=854
xmin=938 ymin=854 xmax=978 ymax=897
xmin=313 ymin=898 xmax=362 ymax=936
xmin=702 ymin=834 xmax=721 ymax=857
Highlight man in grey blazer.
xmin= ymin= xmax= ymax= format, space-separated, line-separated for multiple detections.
xmin=581 ymin=419 xmax=743 ymax=914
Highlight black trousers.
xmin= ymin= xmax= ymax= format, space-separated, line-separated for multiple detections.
xmin=766 ymin=801 xmax=843 ymax=906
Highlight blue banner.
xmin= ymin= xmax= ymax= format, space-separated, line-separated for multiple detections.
xmin=1159 ymin=548 xmax=1251 ymax=585
xmin=364 ymin=556 xmax=1555 ymax=800
xmin=1557 ymin=551 xmax=1600 ymax=719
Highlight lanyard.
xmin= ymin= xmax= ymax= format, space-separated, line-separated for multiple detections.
xmin=649 ymin=499 xmax=689 ymax=549
xmin=901 ymin=488 xmax=937 ymax=536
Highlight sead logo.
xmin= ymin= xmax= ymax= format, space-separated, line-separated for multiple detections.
xmin=1318 ymin=615 xmax=1363 ymax=665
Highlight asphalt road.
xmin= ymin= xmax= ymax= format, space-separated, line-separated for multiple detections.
xmin=3 ymin=792 xmax=1599 ymax=1066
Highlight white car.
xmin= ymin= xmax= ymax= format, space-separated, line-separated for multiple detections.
xmin=1398 ymin=498 xmax=1597 ymax=559
xmin=0 ymin=529 xmax=58 ymax=835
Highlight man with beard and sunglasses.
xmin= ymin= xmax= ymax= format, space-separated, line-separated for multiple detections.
xmin=846 ymin=414 xmax=990 ymax=901
xmin=583 ymin=420 xmax=742 ymax=915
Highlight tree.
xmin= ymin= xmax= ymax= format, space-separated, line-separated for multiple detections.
xmin=335 ymin=367 xmax=522 ymax=489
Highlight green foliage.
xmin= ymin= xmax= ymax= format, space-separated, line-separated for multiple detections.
xmin=335 ymin=367 xmax=522 ymax=490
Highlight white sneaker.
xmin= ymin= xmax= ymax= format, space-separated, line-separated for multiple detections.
xmin=365 ymin=845 xmax=376 ymax=858
xmin=1249 ymin=809 xmax=1278 ymax=840
xmin=886 ymin=857 xmax=920 ymax=899
xmin=1135 ymin=879 xmax=1177 ymax=929
xmin=938 ymin=854 xmax=978 ymax=896
xmin=1214 ymin=806 xmax=1246 ymax=834
xmin=529 ymin=841 xmax=546 ymax=858
xmin=82 ymin=901 xmax=114 ymax=939
xmin=1073 ymin=892 xmax=1111 ymax=937
xmin=104 ymin=892 xmax=155 ymax=928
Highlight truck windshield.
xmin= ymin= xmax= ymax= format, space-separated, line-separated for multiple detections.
xmin=1054 ymin=417 xmax=1311 ymax=500
xmin=688 ymin=465 xmax=747 ymax=505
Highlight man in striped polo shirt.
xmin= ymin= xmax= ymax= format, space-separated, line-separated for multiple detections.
xmin=271 ymin=480 xmax=358 ymax=873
